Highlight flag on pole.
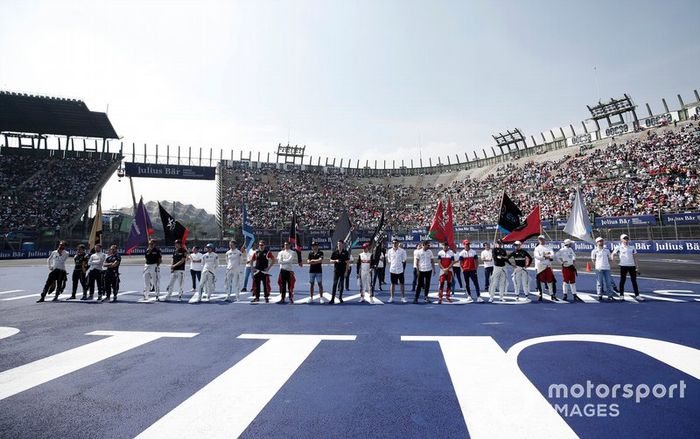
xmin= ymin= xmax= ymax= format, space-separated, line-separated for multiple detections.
xmin=564 ymin=188 xmax=595 ymax=243
xmin=368 ymin=210 xmax=386 ymax=265
xmin=331 ymin=210 xmax=353 ymax=246
xmin=158 ymin=202 xmax=189 ymax=246
xmin=445 ymin=198 xmax=456 ymax=250
xmin=242 ymin=203 xmax=255 ymax=251
xmin=497 ymin=192 xmax=522 ymax=234
xmin=368 ymin=210 xmax=385 ymax=248
xmin=88 ymin=192 xmax=102 ymax=250
xmin=428 ymin=199 xmax=447 ymax=242
xmin=502 ymin=205 xmax=541 ymax=243
xmin=145 ymin=202 xmax=155 ymax=237
xmin=125 ymin=197 xmax=154 ymax=255
xmin=289 ymin=211 xmax=303 ymax=266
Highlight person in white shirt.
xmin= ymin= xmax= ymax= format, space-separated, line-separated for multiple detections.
xmin=612 ymin=234 xmax=642 ymax=300
xmin=357 ymin=243 xmax=373 ymax=302
xmin=193 ymin=243 xmax=218 ymax=303
xmin=591 ymin=237 xmax=615 ymax=300
xmin=534 ymin=235 xmax=557 ymax=301
xmin=555 ymin=239 xmax=579 ymax=302
xmin=224 ymin=240 xmax=243 ymax=302
xmin=277 ymin=242 xmax=296 ymax=303
xmin=188 ymin=247 xmax=204 ymax=292
xmin=38 ymin=241 xmax=69 ymax=302
xmin=242 ymin=246 xmax=256 ymax=292
xmin=386 ymin=238 xmax=407 ymax=303
xmin=481 ymin=243 xmax=494 ymax=292
xmin=413 ymin=241 xmax=436 ymax=303
xmin=86 ymin=243 xmax=106 ymax=300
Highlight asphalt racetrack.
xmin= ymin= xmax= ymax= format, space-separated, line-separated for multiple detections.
xmin=1 ymin=255 xmax=699 ymax=438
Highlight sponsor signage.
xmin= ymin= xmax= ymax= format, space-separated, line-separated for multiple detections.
xmin=455 ymin=225 xmax=483 ymax=232
xmin=4 ymin=239 xmax=700 ymax=259
xmin=662 ymin=212 xmax=700 ymax=225
xmin=124 ymin=162 xmax=216 ymax=180
xmin=639 ymin=112 xmax=677 ymax=129
xmin=567 ymin=132 xmax=595 ymax=147
xmin=603 ymin=123 xmax=630 ymax=138
xmin=595 ymin=215 xmax=657 ymax=227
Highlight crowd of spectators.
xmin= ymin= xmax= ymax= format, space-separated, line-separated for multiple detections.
xmin=221 ymin=122 xmax=700 ymax=231
xmin=0 ymin=153 xmax=118 ymax=231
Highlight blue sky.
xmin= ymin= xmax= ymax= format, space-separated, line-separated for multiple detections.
xmin=1 ymin=0 xmax=698 ymax=211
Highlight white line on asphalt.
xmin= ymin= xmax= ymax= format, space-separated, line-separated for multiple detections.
xmin=402 ymin=336 xmax=577 ymax=439
xmin=575 ymin=293 xmax=599 ymax=303
xmin=136 ymin=334 xmax=355 ymax=439
xmin=638 ymin=294 xmax=684 ymax=303
xmin=1 ymin=293 xmax=39 ymax=301
xmin=0 ymin=327 xmax=20 ymax=340
xmin=0 ymin=290 xmax=24 ymax=295
xmin=0 ymin=330 xmax=198 ymax=401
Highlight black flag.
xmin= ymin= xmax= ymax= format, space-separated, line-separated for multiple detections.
xmin=331 ymin=210 xmax=353 ymax=247
xmin=158 ymin=202 xmax=189 ymax=246
xmin=368 ymin=210 xmax=385 ymax=249
xmin=289 ymin=211 xmax=303 ymax=266
xmin=497 ymin=192 xmax=522 ymax=234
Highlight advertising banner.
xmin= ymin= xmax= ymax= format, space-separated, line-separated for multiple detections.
xmin=662 ymin=212 xmax=700 ymax=225
xmin=594 ymin=215 xmax=657 ymax=227
xmin=124 ymin=162 xmax=216 ymax=180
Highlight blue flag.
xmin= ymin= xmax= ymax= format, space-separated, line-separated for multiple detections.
xmin=242 ymin=203 xmax=255 ymax=251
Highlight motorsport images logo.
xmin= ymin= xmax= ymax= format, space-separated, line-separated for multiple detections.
xmin=547 ymin=380 xmax=687 ymax=417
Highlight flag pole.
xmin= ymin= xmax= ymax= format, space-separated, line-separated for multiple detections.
xmin=493 ymin=189 xmax=505 ymax=243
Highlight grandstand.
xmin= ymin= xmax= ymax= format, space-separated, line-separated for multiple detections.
xmin=0 ymin=92 xmax=121 ymax=249
xmin=1 ymin=89 xmax=699 ymax=253
xmin=218 ymin=121 xmax=700 ymax=244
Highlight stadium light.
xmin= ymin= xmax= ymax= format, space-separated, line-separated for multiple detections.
xmin=492 ymin=128 xmax=527 ymax=155
xmin=586 ymin=94 xmax=638 ymax=130
xmin=275 ymin=143 xmax=306 ymax=164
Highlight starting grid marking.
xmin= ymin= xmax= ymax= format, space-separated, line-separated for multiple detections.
xmin=1 ymin=330 xmax=699 ymax=439
xmin=1 ymin=289 xmax=699 ymax=304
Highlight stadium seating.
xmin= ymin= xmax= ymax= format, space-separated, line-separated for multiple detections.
xmin=219 ymin=122 xmax=700 ymax=231
xmin=0 ymin=149 xmax=120 ymax=231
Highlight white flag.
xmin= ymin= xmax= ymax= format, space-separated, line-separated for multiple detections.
xmin=564 ymin=188 xmax=595 ymax=243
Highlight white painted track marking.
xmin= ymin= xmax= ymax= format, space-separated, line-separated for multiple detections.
xmin=0 ymin=330 xmax=197 ymax=401
xmin=136 ymin=334 xmax=355 ymax=439
xmin=0 ymin=327 xmax=20 ymax=340
xmin=402 ymin=336 xmax=577 ymax=439
xmin=0 ymin=290 xmax=24 ymax=295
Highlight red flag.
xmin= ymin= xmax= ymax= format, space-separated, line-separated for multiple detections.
xmin=445 ymin=198 xmax=456 ymax=251
xmin=502 ymin=205 xmax=541 ymax=243
xmin=428 ymin=199 xmax=447 ymax=242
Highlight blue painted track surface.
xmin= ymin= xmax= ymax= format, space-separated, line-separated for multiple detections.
xmin=0 ymin=264 xmax=698 ymax=438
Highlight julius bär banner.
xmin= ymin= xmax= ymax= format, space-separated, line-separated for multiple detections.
xmin=124 ymin=162 xmax=216 ymax=180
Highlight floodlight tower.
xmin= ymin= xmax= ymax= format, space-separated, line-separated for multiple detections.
xmin=492 ymin=128 xmax=527 ymax=155
xmin=586 ymin=94 xmax=638 ymax=131
xmin=275 ymin=143 xmax=306 ymax=164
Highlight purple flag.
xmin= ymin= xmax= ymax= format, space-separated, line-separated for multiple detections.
xmin=126 ymin=198 xmax=154 ymax=255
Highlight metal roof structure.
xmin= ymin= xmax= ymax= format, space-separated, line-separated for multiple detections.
xmin=0 ymin=91 xmax=119 ymax=139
